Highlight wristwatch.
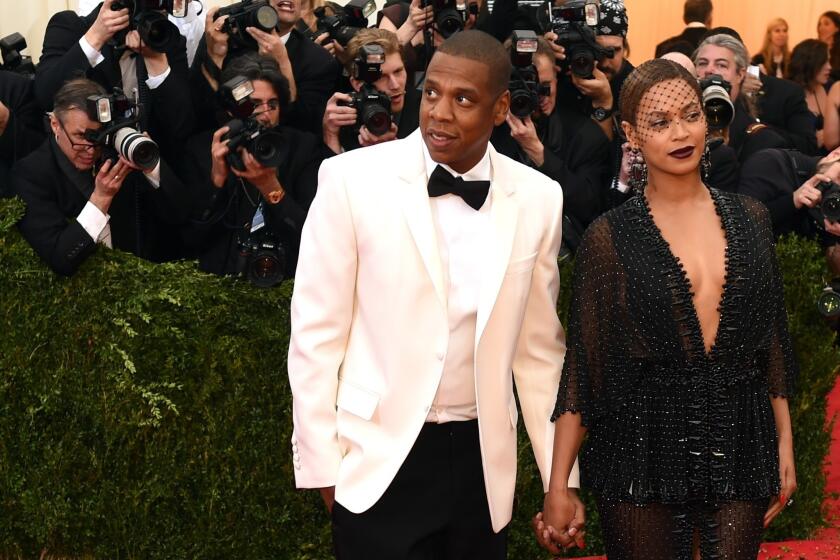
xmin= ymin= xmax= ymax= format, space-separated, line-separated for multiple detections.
xmin=592 ymin=106 xmax=614 ymax=122
xmin=264 ymin=189 xmax=285 ymax=205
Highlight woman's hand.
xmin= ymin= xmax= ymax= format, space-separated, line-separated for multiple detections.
xmin=764 ymin=437 xmax=797 ymax=528
xmin=534 ymin=488 xmax=586 ymax=553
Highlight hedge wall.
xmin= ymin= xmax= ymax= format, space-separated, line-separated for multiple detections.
xmin=0 ymin=196 xmax=837 ymax=559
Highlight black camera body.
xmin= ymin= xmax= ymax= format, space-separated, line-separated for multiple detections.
xmin=237 ymin=231 xmax=287 ymax=287
xmin=509 ymin=30 xmax=548 ymax=118
xmin=817 ymin=278 xmax=840 ymax=319
xmin=550 ymin=0 xmax=613 ymax=79
xmin=314 ymin=0 xmax=376 ymax=46
xmin=815 ymin=180 xmax=840 ymax=224
xmin=84 ymin=90 xmax=160 ymax=170
xmin=421 ymin=0 xmax=476 ymax=39
xmin=0 ymin=33 xmax=35 ymax=77
xmin=111 ymin=0 xmax=186 ymax=52
xmin=338 ymin=44 xmax=392 ymax=136
xmin=223 ymin=118 xmax=285 ymax=172
xmin=216 ymin=0 xmax=279 ymax=50
xmin=698 ymin=74 xmax=734 ymax=131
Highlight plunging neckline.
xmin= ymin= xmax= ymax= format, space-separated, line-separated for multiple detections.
xmin=639 ymin=188 xmax=731 ymax=359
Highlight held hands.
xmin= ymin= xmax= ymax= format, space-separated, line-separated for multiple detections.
xmin=85 ymin=0 xmax=130 ymax=51
xmin=534 ymin=488 xmax=586 ymax=554
xmin=506 ymin=112 xmax=544 ymax=167
xmin=764 ymin=438 xmax=797 ymax=528
xmin=358 ymin=122 xmax=398 ymax=147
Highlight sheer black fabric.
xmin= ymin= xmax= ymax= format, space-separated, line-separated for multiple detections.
xmin=553 ymin=189 xmax=798 ymax=506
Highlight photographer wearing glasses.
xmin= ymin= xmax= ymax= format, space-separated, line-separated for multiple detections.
xmin=35 ymin=0 xmax=194 ymax=157
xmin=322 ymin=28 xmax=420 ymax=154
xmin=491 ymin=34 xmax=609 ymax=237
xmin=181 ymin=53 xmax=324 ymax=285
xmin=192 ymin=0 xmax=340 ymax=135
xmin=11 ymin=78 xmax=191 ymax=276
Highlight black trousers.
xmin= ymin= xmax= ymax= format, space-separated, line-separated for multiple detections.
xmin=331 ymin=420 xmax=508 ymax=560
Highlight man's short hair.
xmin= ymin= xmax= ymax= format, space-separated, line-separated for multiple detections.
xmin=435 ymin=30 xmax=511 ymax=97
xmin=220 ymin=52 xmax=291 ymax=113
xmin=694 ymin=33 xmax=749 ymax=72
xmin=684 ymin=0 xmax=713 ymax=25
xmin=53 ymin=79 xmax=107 ymax=119
xmin=344 ymin=28 xmax=402 ymax=76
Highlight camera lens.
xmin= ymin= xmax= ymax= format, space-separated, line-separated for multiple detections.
xmin=818 ymin=289 xmax=840 ymax=318
xmin=702 ymin=85 xmax=734 ymax=130
xmin=361 ymin=104 xmax=391 ymax=136
xmin=436 ymin=10 xmax=463 ymax=38
xmin=824 ymin=193 xmax=840 ymax=223
xmin=254 ymin=5 xmax=280 ymax=30
xmin=136 ymin=11 xmax=176 ymax=51
xmin=250 ymin=130 xmax=284 ymax=168
xmin=510 ymin=90 xmax=534 ymax=118
xmin=114 ymin=127 xmax=160 ymax=170
xmin=248 ymin=250 xmax=285 ymax=287
xmin=568 ymin=46 xmax=595 ymax=78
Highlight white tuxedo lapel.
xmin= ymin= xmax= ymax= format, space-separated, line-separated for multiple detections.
xmin=397 ymin=132 xmax=447 ymax=309
xmin=475 ymin=147 xmax=518 ymax=346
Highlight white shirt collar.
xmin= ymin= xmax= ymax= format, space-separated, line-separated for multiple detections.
xmin=421 ymin=137 xmax=492 ymax=183
xmin=279 ymin=30 xmax=292 ymax=45
xmin=686 ymin=21 xmax=707 ymax=29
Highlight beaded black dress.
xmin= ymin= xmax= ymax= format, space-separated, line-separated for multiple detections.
xmin=553 ymin=188 xmax=798 ymax=559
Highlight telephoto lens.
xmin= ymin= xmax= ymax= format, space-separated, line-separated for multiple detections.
xmin=698 ymin=74 xmax=734 ymax=131
xmin=113 ymin=127 xmax=160 ymax=170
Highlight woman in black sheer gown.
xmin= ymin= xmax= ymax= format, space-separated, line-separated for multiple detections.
xmin=536 ymin=59 xmax=799 ymax=559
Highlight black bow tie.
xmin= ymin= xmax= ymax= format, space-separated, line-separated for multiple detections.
xmin=427 ymin=165 xmax=490 ymax=211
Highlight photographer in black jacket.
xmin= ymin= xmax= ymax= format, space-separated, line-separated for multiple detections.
xmin=34 ymin=0 xmax=194 ymax=156
xmin=491 ymin=35 xmax=609 ymax=234
xmin=12 ymin=78 xmax=191 ymax=276
xmin=182 ymin=53 xmax=324 ymax=283
xmin=0 ymin=70 xmax=46 ymax=195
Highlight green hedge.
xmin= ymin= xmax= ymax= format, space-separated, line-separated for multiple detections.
xmin=0 ymin=196 xmax=837 ymax=559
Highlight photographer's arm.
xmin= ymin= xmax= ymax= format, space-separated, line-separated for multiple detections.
xmin=570 ymin=69 xmax=614 ymax=142
xmin=247 ymin=27 xmax=297 ymax=102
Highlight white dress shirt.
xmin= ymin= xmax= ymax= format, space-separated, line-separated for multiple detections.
xmin=422 ymin=143 xmax=493 ymax=423
xmin=78 ymin=36 xmax=171 ymax=96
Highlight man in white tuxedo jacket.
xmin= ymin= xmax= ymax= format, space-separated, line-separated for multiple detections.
xmin=288 ymin=30 xmax=580 ymax=558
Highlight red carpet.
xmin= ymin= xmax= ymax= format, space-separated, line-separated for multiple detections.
xmin=564 ymin=375 xmax=840 ymax=560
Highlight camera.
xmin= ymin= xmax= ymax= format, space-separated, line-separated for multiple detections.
xmin=111 ymin=0 xmax=187 ymax=53
xmin=216 ymin=0 xmax=279 ymax=50
xmin=84 ymin=90 xmax=160 ymax=170
xmin=0 ymin=33 xmax=35 ymax=77
xmin=237 ymin=231 xmax=287 ymax=287
xmin=814 ymin=180 xmax=840 ymax=224
xmin=698 ymin=74 xmax=734 ymax=131
xmin=421 ymin=0 xmax=477 ymax=39
xmin=508 ymin=30 xmax=548 ymax=118
xmin=217 ymin=75 xmax=286 ymax=172
xmin=550 ymin=0 xmax=613 ymax=79
xmin=817 ymin=279 xmax=840 ymax=319
xmin=314 ymin=0 xmax=376 ymax=47
xmin=338 ymin=45 xmax=393 ymax=136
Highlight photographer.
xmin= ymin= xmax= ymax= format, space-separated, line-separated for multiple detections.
xmin=192 ymin=0 xmax=340 ymax=135
xmin=34 ymin=0 xmax=194 ymax=156
xmin=182 ymin=53 xmax=324 ymax=283
xmin=491 ymin=35 xmax=609 ymax=232
xmin=11 ymin=79 xmax=191 ymax=276
xmin=0 ymin=70 xmax=46 ymax=196
xmin=695 ymin=30 xmax=817 ymax=158
xmin=321 ymin=28 xmax=419 ymax=154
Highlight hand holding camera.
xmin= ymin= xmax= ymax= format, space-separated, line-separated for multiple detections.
xmin=570 ymin=67 xmax=612 ymax=109
xmin=246 ymin=26 xmax=289 ymax=65
xmin=323 ymin=92 xmax=357 ymax=153
xmin=210 ymin=125 xmax=231 ymax=188
xmin=124 ymin=29 xmax=169 ymax=75
xmin=506 ymin=112 xmax=543 ymax=166
xmin=85 ymin=0 xmax=131 ymax=51
xmin=358 ymin=121 xmax=397 ymax=147
xmin=90 ymin=157 xmax=132 ymax=214
xmin=793 ymin=173 xmax=830 ymax=210
xmin=205 ymin=7 xmax=231 ymax=66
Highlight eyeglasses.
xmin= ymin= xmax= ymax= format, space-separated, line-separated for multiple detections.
xmin=57 ymin=119 xmax=97 ymax=152
xmin=252 ymin=99 xmax=281 ymax=113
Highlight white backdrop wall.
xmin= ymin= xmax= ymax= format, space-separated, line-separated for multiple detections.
xmin=0 ymin=0 xmax=836 ymax=67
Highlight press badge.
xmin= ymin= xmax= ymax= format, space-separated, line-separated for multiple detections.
xmin=251 ymin=204 xmax=266 ymax=233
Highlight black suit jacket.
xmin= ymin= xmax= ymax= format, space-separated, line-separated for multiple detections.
xmin=0 ymin=71 xmax=46 ymax=195
xmin=655 ymin=26 xmax=707 ymax=58
xmin=490 ymin=104 xmax=610 ymax=230
xmin=756 ymin=75 xmax=817 ymax=155
xmin=190 ymin=28 xmax=340 ymax=135
xmin=34 ymin=3 xmax=194 ymax=151
xmin=12 ymin=138 xmax=192 ymax=276
xmin=180 ymin=126 xmax=325 ymax=277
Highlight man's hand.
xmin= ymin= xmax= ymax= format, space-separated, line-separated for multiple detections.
xmin=210 ymin=126 xmax=231 ymax=188
xmin=570 ymin=67 xmax=613 ymax=110
xmin=742 ymin=73 xmax=762 ymax=97
xmin=358 ymin=122 xmax=398 ymax=147
xmin=825 ymin=219 xmax=840 ymax=237
xmin=793 ymin=173 xmax=830 ymax=209
xmin=231 ymin=150 xmax=284 ymax=198
xmin=90 ymin=157 xmax=132 ymax=214
xmin=0 ymin=100 xmax=9 ymax=137
xmin=323 ymin=92 xmax=357 ymax=153
xmin=84 ymin=0 xmax=130 ymax=52
xmin=543 ymin=32 xmax=566 ymax=73
xmin=205 ymin=7 xmax=230 ymax=67
xmin=314 ymin=32 xmax=344 ymax=58
xmin=534 ymin=487 xmax=586 ymax=554
xmin=319 ymin=486 xmax=336 ymax=514
xmin=125 ymin=30 xmax=169 ymax=76
xmin=506 ymin=112 xmax=544 ymax=166
xmin=247 ymin=27 xmax=289 ymax=65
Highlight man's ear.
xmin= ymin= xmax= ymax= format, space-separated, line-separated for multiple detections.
xmin=48 ymin=113 xmax=60 ymax=137
xmin=493 ymin=90 xmax=511 ymax=126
